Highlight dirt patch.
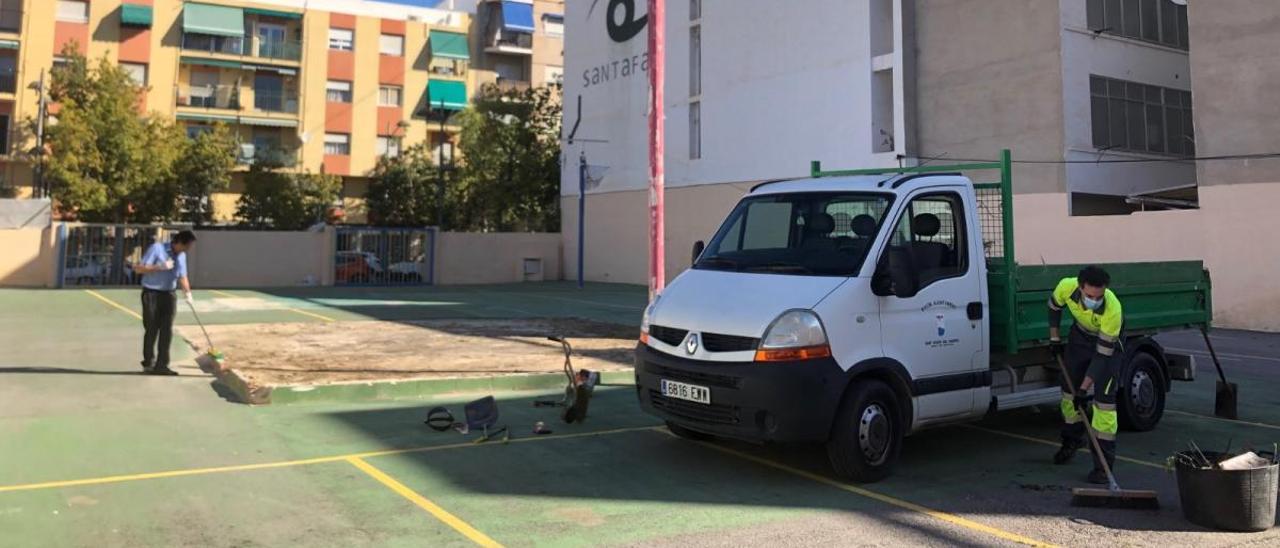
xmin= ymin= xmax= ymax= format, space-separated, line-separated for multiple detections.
xmin=177 ymin=318 xmax=637 ymax=387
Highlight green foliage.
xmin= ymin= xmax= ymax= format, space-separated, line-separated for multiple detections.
xmin=235 ymin=159 xmax=341 ymax=231
xmin=364 ymin=142 xmax=438 ymax=226
xmin=451 ymin=84 xmax=562 ymax=232
xmin=177 ymin=124 xmax=238 ymax=225
xmin=36 ymin=44 xmax=186 ymax=222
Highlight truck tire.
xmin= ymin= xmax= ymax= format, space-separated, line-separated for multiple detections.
xmin=1119 ymin=351 xmax=1166 ymax=432
xmin=665 ymin=421 xmax=712 ymax=441
xmin=826 ymin=379 xmax=903 ymax=483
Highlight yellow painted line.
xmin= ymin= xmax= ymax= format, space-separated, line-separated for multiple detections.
xmin=347 ymin=457 xmax=502 ymax=547
xmin=961 ymin=425 xmax=1165 ymax=470
xmin=285 ymin=306 xmax=337 ymax=322
xmin=655 ymin=429 xmax=1056 ymax=548
xmin=209 ymin=289 xmax=238 ymax=298
xmin=0 ymin=425 xmax=654 ymax=494
xmin=1166 ymin=409 xmax=1280 ymax=431
xmin=84 ymin=289 xmax=143 ymax=321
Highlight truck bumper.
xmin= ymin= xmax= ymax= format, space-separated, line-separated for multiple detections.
xmin=635 ymin=343 xmax=848 ymax=443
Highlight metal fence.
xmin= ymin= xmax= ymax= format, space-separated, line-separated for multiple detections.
xmin=57 ymin=224 xmax=189 ymax=288
xmin=334 ymin=227 xmax=436 ymax=286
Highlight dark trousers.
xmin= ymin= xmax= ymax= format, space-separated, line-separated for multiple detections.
xmin=1059 ymin=326 xmax=1119 ymax=468
xmin=141 ymin=289 xmax=176 ymax=369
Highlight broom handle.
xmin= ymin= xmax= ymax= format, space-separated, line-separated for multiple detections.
xmin=187 ymin=300 xmax=215 ymax=349
xmin=1057 ymin=355 xmax=1121 ymax=491
xmin=1200 ymin=327 xmax=1231 ymax=387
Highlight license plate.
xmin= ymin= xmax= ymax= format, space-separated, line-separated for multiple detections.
xmin=660 ymin=379 xmax=711 ymax=405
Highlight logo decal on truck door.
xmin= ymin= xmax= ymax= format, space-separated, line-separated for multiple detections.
xmin=936 ymin=314 xmax=947 ymax=337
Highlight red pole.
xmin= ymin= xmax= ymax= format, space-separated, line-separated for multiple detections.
xmin=647 ymin=0 xmax=666 ymax=299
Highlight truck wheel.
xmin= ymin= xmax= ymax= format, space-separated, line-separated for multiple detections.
xmin=1119 ymin=352 xmax=1165 ymax=432
xmin=826 ymin=379 xmax=903 ymax=483
xmin=665 ymin=421 xmax=711 ymax=441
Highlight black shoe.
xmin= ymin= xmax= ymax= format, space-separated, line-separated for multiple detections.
xmin=148 ymin=366 xmax=179 ymax=376
xmin=1086 ymin=468 xmax=1111 ymax=485
xmin=140 ymin=360 xmax=153 ymax=373
xmin=1053 ymin=439 xmax=1084 ymax=465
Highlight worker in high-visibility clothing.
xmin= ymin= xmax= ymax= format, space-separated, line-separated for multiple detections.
xmin=1047 ymin=265 xmax=1123 ymax=484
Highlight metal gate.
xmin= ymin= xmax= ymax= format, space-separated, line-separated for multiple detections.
xmin=57 ymin=224 xmax=188 ymax=287
xmin=334 ymin=227 xmax=436 ymax=286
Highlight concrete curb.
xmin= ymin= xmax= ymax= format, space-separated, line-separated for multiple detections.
xmin=213 ymin=369 xmax=636 ymax=405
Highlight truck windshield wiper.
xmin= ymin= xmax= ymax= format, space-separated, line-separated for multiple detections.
xmin=696 ymin=256 xmax=740 ymax=271
xmin=744 ymin=262 xmax=814 ymax=274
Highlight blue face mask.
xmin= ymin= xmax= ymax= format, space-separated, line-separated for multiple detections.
xmin=1083 ymin=296 xmax=1103 ymax=311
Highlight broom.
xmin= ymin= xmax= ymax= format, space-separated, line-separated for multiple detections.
xmin=187 ymin=300 xmax=227 ymax=374
xmin=1057 ymin=355 xmax=1159 ymax=509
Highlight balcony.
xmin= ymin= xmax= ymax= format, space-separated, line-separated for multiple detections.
xmin=253 ymin=89 xmax=299 ymax=114
xmin=485 ymin=30 xmax=533 ymax=55
xmin=254 ymin=38 xmax=302 ymax=62
xmin=183 ymin=34 xmax=245 ymax=56
xmin=493 ymin=79 xmax=531 ymax=93
xmin=176 ymin=84 xmax=241 ymax=110
xmin=238 ymin=143 xmax=299 ymax=167
xmin=182 ymin=34 xmax=302 ymax=63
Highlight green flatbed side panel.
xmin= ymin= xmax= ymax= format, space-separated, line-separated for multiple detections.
xmin=988 ymin=261 xmax=1211 ymax=354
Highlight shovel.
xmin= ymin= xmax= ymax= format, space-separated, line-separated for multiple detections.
xmin=1201 ymin=328 xmax=1238 ymax=420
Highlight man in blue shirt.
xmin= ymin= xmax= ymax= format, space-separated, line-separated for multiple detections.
xmin=133 ymin=230 xmax=197 ymax=375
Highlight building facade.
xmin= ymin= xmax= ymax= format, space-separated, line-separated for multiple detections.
xmin=0 ymin=0 xmax=563 ymax=222
xmin=563 ymin=0 xmax=1278 ymax=330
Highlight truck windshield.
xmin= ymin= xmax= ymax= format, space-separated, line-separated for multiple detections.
xmin=695 ymin=192 xmax=893 ymax=276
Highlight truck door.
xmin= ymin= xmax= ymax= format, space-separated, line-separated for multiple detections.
xmin=877 ymin=190 xmax=985 ymax=423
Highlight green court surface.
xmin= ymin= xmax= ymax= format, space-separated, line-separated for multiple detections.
xmin=1 ymin=285 xmax=1277 ymax=547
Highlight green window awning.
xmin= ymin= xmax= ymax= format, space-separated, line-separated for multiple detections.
xmin=183 ymin=3 xmax=245 ymax=38
xmin=180 ymin=56 xmax=241 ymax=69
xmin=0 ymin=40 xmax=18 ymax=50
xmin=176 ymin=112 xmax=237 ymax=123
xmin=428 ymin=80 xmax=468 ymax=111
xmin=120 ymin=4 xmax=154 ymax=27
xmin=244 ymin=7 xmax=302 ymax=20
xmin=430 ymin=31 xmax=470 ymax=60
xmin=239 ymin=116 xmax=298 ymax=128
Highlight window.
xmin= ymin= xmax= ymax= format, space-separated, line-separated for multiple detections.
xmin=326 ymin=80 xmax=352 ymax=103
xmin=324 ymin=133 xmax=350 ymax=156
xmin=544 ymin=66 xmax=563 ymax=87
xmin=689 ymin=26 xmax=701 ymax=96
xmin=1086 ymin=0 xmax=1188 ymax=49
xmin=378 ymin=86 xmax=402 ymax=107
xmin=328 ymin=28 xmax=354 ymax=51
xmin=185 ymin=124 xmax=213 ymax=139
xmin=885 ymin=193 xmax=967 ymax=288
xmin=1090 ymin=75 xmax=1193 ymax=155
xmin=689 ymin=101 xmax=701 ymax=160
xmin=56 ymin=0 xmax=89 ymax=23
xmin=697 ymin=193 xmax=894 ymax=276
xmin=0 ymin=114 xmax=9 ymax=154
xmin=379 ymin=34 xmax=404 ymax=56
xmin=121 ymin=63 xmax=147 ymax=86
xmin=690 ymin=0 xmax=701 ymax=20
xmin=376 ymin=137 xmax=401 ymax=158
xmin=542 ymin=14 xmax=563 ymax=37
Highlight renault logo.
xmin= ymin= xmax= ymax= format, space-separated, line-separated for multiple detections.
xmin=685 ymin=333 xmax=699 ymax=355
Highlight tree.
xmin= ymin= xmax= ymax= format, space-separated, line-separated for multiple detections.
xmin=176 ymin=124 xmax=238 ymax=225
xmin=365 ymin=143 xmax=436 ymax=226
xmin=235 ymin=158 xmax=341 ymax=230
xmin=453 ymin=84 xmax=561 ymax=232
xmin=34 ymin=44 xmax=185 ymax=222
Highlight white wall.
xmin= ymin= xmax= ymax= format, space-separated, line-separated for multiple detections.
xmin=562 ymin=0 xmax=907 ymax=198
xmin=1058 ymin=0 xmax=1195 ymax=198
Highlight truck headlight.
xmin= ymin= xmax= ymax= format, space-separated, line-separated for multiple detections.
xmin=639 ymin=295 xmax=660 ymax=344
xmin=756 ymin=310 xmax=832 ymax=362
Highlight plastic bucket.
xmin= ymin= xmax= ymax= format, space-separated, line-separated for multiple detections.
xmin=1174 ymin=451 xmax=1278 ymax=532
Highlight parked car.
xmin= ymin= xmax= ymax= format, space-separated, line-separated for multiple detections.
xmin=335 ymin=251 xmax=384 ymax=283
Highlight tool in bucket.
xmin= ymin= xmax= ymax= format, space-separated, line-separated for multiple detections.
xmin=187 ymin=299 xmax=227 ymax=373
xmin=1201 ymin=327 xmax=1238 ymax=420
xmin=534 ymin=336 xmax=598 ymax=423
xmin=1057 ymin=355 xmax=1159 ymax=509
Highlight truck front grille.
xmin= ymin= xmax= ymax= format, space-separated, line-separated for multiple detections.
xmin=701 ymin=332 xmax=759 ymax=352
xmin=648 ymin=325 xmax=688 ymax=346
xmin=649 ymin=390 xmax=740 ymax=425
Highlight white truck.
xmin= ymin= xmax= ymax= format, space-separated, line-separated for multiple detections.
xmin=635 ymin=152 xmax=1209 ymax=482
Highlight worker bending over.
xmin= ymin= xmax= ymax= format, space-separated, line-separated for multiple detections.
xmin=1048 ymin=265 xmax=1123 ymax=484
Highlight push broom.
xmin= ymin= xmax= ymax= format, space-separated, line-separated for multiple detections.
xmin=1057 ymin=355 xmax=1159 ymax=509
xmin=187 ymin=300 xmax=227 ymax=374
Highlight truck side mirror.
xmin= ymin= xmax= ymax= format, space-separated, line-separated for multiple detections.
xmin=691 ymin=240 xmax=705 ymax=264
xmin=873 ymin=247 xmax=920 ymax=298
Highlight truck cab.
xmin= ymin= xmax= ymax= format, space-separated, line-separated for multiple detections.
xmin=635 ymin=153 xmax=1208 ymax=483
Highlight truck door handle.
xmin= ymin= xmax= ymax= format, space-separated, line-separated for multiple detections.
xmin=967 ymin=302 xmax=983 ymax=320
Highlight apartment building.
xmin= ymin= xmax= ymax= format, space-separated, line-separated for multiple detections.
xmin=563 ymin=0 xmax=1278 ymax=329
xmin=0 ymin=0 xmax=563 ymax=222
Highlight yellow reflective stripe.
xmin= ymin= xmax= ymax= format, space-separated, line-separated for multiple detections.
xmin=1092 ymin=407 xmax=1119 ymax=435
xmin=1096 ymin=343 xmax=1115 ymax=356
xmin=1104 ymin=379 xmax=1113 ymax=396
xmin=1060 ymin=397 xmax=1081 ymax=422
xmin=1047 ymin=297 xmax=1062 ymax=311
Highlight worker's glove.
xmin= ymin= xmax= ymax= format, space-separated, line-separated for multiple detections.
xmin=163 ymin=259 xmax=175 ymax=271
xmin=184 ymin=291 xmax=194 ymax=305
xmin=1073 ymin=393 xmax=1092 ymax=414
xmin=1048 ymin=339 xmax=1064 ymax=359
